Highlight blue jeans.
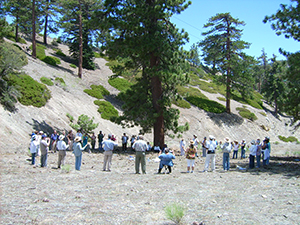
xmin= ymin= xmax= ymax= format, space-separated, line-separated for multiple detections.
xmin=223 ymin=153 xmax=230 ymax=170
xmin=31 ymin=153 xmax=36 ymax=165
xmin=232 ymin=150 xmax=238 ymax=159
xmin=256 ymin=155 xmax=261 ymax=168
xmin=241 ymin=149 xmax=245 ymax=158
xmin=75 ymin=154 xmax=82 ymax=170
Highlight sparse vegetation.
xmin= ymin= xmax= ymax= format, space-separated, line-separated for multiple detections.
xmin=70 ymin=64 xmax=77 ymax=68
xmin=55 ymin=77 xmax=65 ymax=85
xmin=40 ymin=77 xmax=54 ymax=86
xmin=173 ymin=98 xmax=191 ymax=109
xmin=236 ymin=107 xmax=257 ymax=121
xmin=66 ymin=113 xmax=74 ymax=122
xmin=7 ymin=73 xmax=51 ymax=107
xmin=108 ymin=77 xmax=132 ymax=92
xmin=55 ymin=49 xmax=66 ymax=57
xmin=94 ymin=100 xmax=118 ymax=120
xmin=186 ymin=96 xmax=226 ymax=113
xmin=278 ymin=135 xmax=298 ymax=142
xmin=217 ymin=96 xmax=226 ymax=101
xmin=259 ymin=111 xmax=267 ymax=116
xmin=84 ymin=85 xmax=110 ymax=99
xmin=164 ymin=202 xmax=185 ymax=225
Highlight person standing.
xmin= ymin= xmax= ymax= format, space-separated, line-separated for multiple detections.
xmin=232 ymin=140 xmax=239 ymax=159
xmin=262 ymin=137 xmax=271 ymax=166
xmin=98 ymin=131 xmax=105 ymax=150
xmin=256 ymin=138 xmax=262 ymax=168
xmin=40 ymin=134 xmax=50 ymax=167
xmin=30 ymin=135 xmax=38 ymax=165
xmin=249 ymin=140 xmax=257 ymax=169
xmin=130 ymin=135 xmax=136 ymax=148
xmin=36 ymin=131 xmax=43 ymax=156
xmin=67 ymin=130 xmax=74 ymax=151
xmin=201 ymin=137 xmax=207 ymax=157
xmin=122 ymin=133 xmax=128 ymax=151
xmin=132 ymin=135 xmax=148 ymax=174
xmin=50 ymin=130 xmax=58 ymax=152
xmin=102 ymin=134 xmax=118 ymax=171
xmin=203 ymin=135 xmax=217 ymax=172
xmin=91 ymin=132 xmax=96 ymax=150
xmin=57 ymin=135 xmax=69 ymax=169
xmin=179 ymin=138 xmax=186 ymax=156
xmin=222 ymin=137 xmax=232 ymax=171
xmin=73 ymin=136 xmax=89 ymax=171
xmin=240 ymin=139 xmax=246 ymax=159
xmin=185 ymin=140 xmax=197 ymax=173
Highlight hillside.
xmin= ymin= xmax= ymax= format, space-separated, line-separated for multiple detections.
xmin=0 ymin=36 xmax=299 ymax=154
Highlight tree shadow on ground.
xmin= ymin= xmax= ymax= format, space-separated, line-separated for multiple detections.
xmin=26 ymin=118 xmax=63 ymax=137
xmin=207 ymin=111 xmax=244 ymax=127
xmin=229 ymin=156 xmax=300 ymax=178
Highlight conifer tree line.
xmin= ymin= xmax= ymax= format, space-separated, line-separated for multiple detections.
xmin=1 ymin=0 xmax=299 ymax=147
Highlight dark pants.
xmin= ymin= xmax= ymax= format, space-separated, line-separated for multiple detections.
xmin=232 ymin=150 xmax=238 ymax=159
xmin=31 ymin=153 xmax=36 ymax=165
xmin=158 ymin=166 xmax=172 ymax=173
xmin=249 ymin=155 xmax=255 ymax=169
xmin=256 ymin=155 xmax=261 ymax=168
xmin=241 ymin=148 xmax=245 ymax=158
xmin=122 ymin=143 xmax=127 ymax=151
xmin=41 ymin=154 xmax=47 ymax=167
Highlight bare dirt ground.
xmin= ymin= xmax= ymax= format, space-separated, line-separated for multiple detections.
xmin=1 ymin=147 xmax=299 ymax=225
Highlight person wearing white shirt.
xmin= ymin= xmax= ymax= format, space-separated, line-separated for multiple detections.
xmin=30 ymin=135 xmax=38 ymax=165
xmin=203 ymin=135 xmax=217 ymax=172
xmin=102 ymin=134 xmax=118 ymax=171
xmin=132 ymin=135 xmax=148 ymax=174
xmin=57 ymin=135 xmax=69 ymax=168
xmin=179 ymin=138 xmax=186 ymax=156
xmin=249 ymin=140 xmax=257 ymax=169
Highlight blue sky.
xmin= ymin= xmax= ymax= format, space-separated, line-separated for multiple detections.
xmin=170 ymin=0 xmax=299 ymax=60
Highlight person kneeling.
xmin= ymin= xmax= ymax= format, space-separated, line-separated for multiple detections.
xmin=158 ymin=148 xmax=175 ymax=174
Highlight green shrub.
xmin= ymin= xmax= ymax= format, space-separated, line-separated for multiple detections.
xmin=186 ymin=96 xmax=226 ymax=113
xmin=55 ymin=49 xmax=66 ymax=57
xmin=278 ymin=135 xmax=298 ymax=142
xmin=8 ymin=73 xmax=51 ymax=107
xmin=66 ymin=113 xmax=74 ymax=122
xmin=12 ymin=43 xmax=22 ymax=51
xmin=84 ymin=85 xmax=110 ymax=99
xmin=55 ymin=77 xmax=65 ymax=84
xmin=236 ymin=107 xmax=257 ymax=121
xmin=108 ymin=77 xmax=132 ymax=92
xmin=94 ymin=100 xmax=118 ymax=120
xmin=94 ymin=52 xmax=101 ymax=58
xmin=70 ymin=64 xmax=77 ymax=68
xmin=164 ymin=203 xmax=185 ymax=225
xmin=40 ymin=77 xmax=54 ymax=86
xmin=259 ymin=112 xmax=267 ymax=116
xmin=217 ymin=96 xmax=226 ymax=101
xmin=173 ymin=99 xmax=191 ymax=109
xmin=177 ymin=86 xmax=208 ymax=99
xmin=42 ymin=56 xmax=57 ymax=66
xmin=5 ymin=32 xmax=26 ymax=43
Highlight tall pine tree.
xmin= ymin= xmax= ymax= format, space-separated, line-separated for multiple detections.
xmin=104 ymin=0 xmax=191 ymax=147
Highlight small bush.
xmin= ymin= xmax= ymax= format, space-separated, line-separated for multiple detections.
xmin=42 ymin=56 xmax=57 ymax=66
xmin=70 ymin=64 xmax=77 ymax=68
xmin=173 ymin=99 xmax=191 ymax=109
xmin=278 ymin=135 xmax=298 ymax=142
xmin=259 ymin=112 xmax=267 ymax=116
xmin=94 ymin=100 xmax=118 ymax=120
xmin=55 ymin=77 xmax=65 ymax=84
xmin=55 ymin=49 xmax=66 ymax=57
xmin=94 ymin=52 xmax=101 ymax=58
xmin=217 ymin=96 xmax=226 ymax=101
xmin=8 ymin=73 xmax=51 ymax=107
xmin=61 ymin=164 xmax=71 ymax=173
xmin=40 ymin=77 xmax=54 ymax=86
xmin=236 ymin=107 xmax=257 ymax=121
xmin=66 ymin=113 xmax=74 ymax=122
xmin=164 ymin=202 xmax=185 ymax=225
xmin=108 ymin=77 xmax=132 ymax=92
xmin=84 ymin=85 xmax=110 ymax=99
xmin=186 ymin=96 xmax=226 ymax=113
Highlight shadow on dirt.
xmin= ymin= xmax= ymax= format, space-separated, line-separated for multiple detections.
xmin=26 ymin=118 xmax=67 ymax=138
xmin=230 ymin=156 xmax=300 ymax=177
xmin=207 ymin=112 xmax=244 ymax=127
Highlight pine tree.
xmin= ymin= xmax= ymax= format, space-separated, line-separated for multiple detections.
xmin=104 ymin=0 xmax=191 ymax=147
xmin=200 ymin=13 xmax=252 ymax=113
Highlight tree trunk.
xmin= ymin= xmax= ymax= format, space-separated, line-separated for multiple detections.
xmin=150 ymin=54 xmax=164 ymax=149
xmin=225 ymin=15 xmax=231 ymax=113
xmin=43 ymin=1 xmax=49 ymax=45
xmin=78 ymin=0 xmax=83 ymax=79
xmin=32 ymin=0 xmax=36 ymax=59
xmin=15 ymin=14 xmax=19 ymax=42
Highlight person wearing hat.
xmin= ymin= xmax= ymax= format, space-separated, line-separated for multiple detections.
xmin=185 ymin=140 xmax=197 ymax=173
xmin=232 ymin=140 xmax=239 ymax=159
xmin=193 ymin=134 xmax=199 ymax=157
xmin=240 ymin=139 xmax=246 ymax=159
xmin=102 ymin=134 xmax=118 ymax=171
xmin=249 ymin=140 xmax=257 ymax=169
xmin=222 ymin=137 xmax=232 ymax=171
xmin=57 ymin=135 xmax=69 ymax=169
xmin=50 ymin=130 xmax=59 ymax=153
xmin=73 ymin=136 xmax=89 ymax=171
xmin=40 ymin=134 xmax=50 ymax=167
xmin=203 ymin=135 xmax=217 ymax=172
xmin=262 ymin=137 xmax=271 ymax=166
xmin=132 ymin=135 xmax=148 ymax=174
xmin=30 ymin=135 xmax=38 ymax=165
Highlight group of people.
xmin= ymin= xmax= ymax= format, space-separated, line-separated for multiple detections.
xmin=29 ymin=128 xmax=271 ymax=173
xmin=180 ymin=135 xmax=271 ymax=172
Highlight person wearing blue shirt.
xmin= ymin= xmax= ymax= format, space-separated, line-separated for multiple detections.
xmin=157 ymin=148 xmax=175 ymax=174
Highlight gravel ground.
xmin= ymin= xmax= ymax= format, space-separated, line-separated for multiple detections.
xmin=1 ymin=147 xmax=299 ymax=225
